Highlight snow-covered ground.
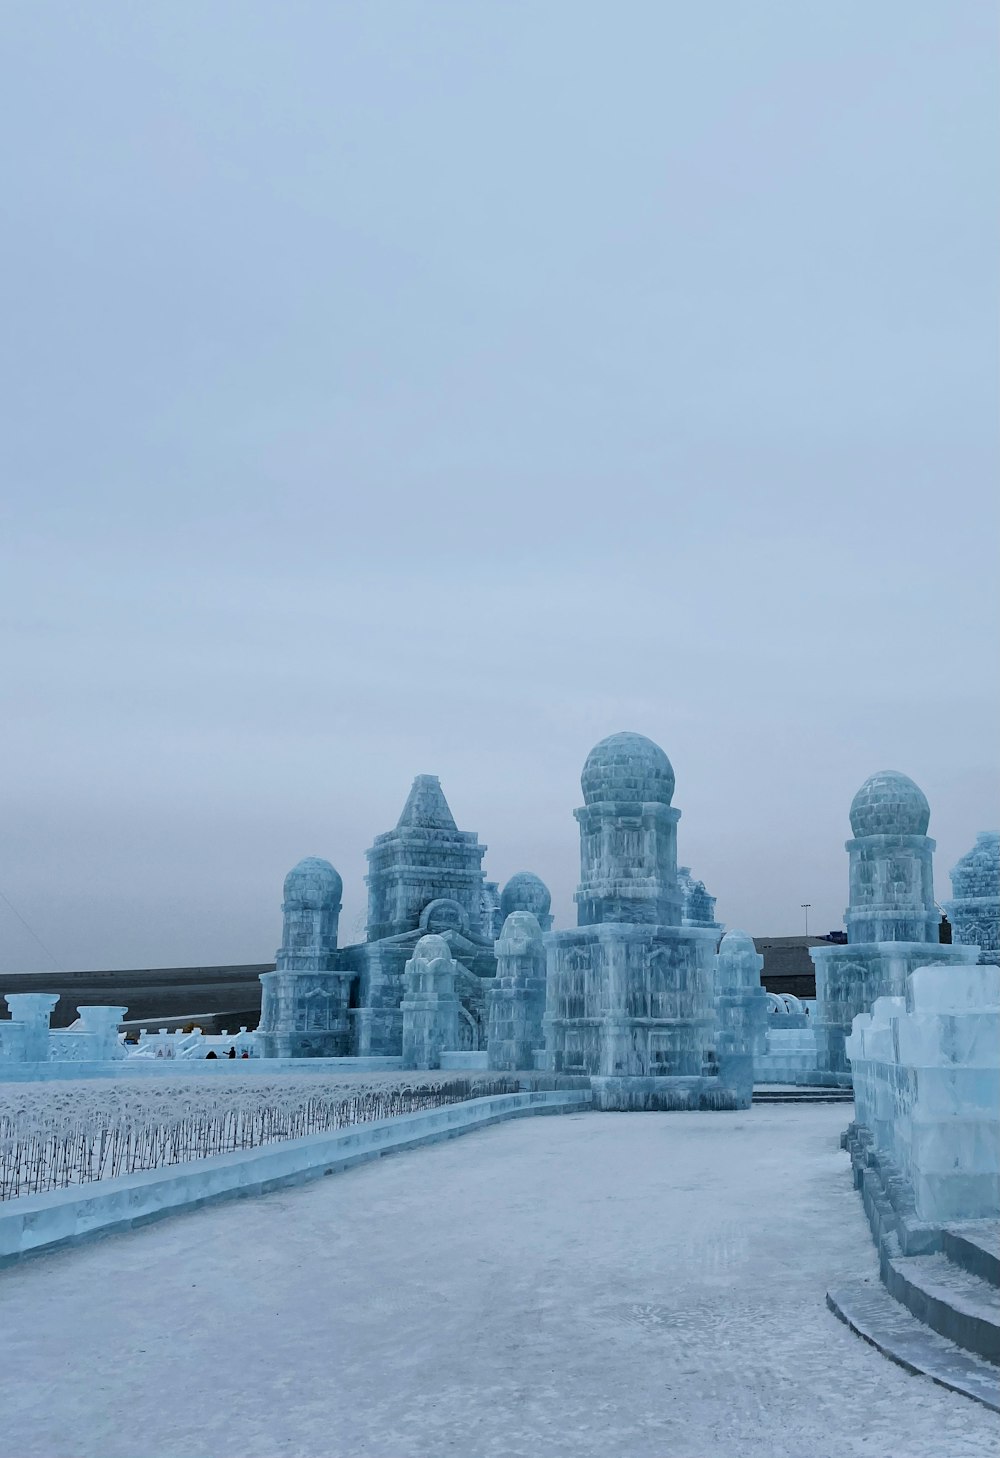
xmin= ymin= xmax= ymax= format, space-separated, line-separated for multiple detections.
xmin=1 ymin=1103 xmax=997 ymax=1458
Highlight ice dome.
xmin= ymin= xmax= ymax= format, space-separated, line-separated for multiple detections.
xmin=282 ymin=857 xmax=343 ymax=908
xmin=581 ymin=732 xmax=675 ymax=807
xmin=500 ymin=872 xmax=552 ymax=922
xmin=719 ymin=929 xmax=756 ymax=953
xmin=412 ymin=934 xmax=453 ymax=961
xmin=950 ymin=832 xmax=1000 ymax=900
xmin=849 ymin=772 xmax=930 ymax=839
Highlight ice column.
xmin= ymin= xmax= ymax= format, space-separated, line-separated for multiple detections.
xmin=487 ymin=911 xmax=547 ymax=1071
xmin=400 ymin=935 xmax=462 ymax=1070
xmin=4 ymin=993 xmax=60 ymax=1062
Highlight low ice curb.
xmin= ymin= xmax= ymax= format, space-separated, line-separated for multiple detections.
xmin=0 ymin=1089 xmax=592 ymax=1266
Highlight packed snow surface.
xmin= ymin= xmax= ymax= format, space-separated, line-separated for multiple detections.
xmin=1 ymin=1103 xmax=998 ymax=1458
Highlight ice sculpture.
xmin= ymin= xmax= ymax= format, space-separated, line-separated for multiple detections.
xmin=677 ymin=867 xmax=720 ymax=929
xmin=844 ymin=963 xmax=1000 ymax=1224
xmin=811 ymin=772 xmax=978 ymax=1085
xmin=945 ymin=831 xmax=1000 ymax=963
xmin=400 ymin=935 xmax=462 ymax=1070
xmin=499 ymin=872 xmax=553 ymax=932
xmin=50 ymin=1005 xmax=128 ymax=1061
xmin=338 ymin=775 xmax=499 ymax=1056
xmin=257 ymin=858 xmax=353 ymax=1057
xmin=711 ymin=931 xmax=767 ymax=1106
xmin=487 ymin=911 xmax=547 ymax=1071
xmin=544 ymin=733 xmax=724 ymax=1109
xmin=3 ymin=993 xmax=60 ymax=1062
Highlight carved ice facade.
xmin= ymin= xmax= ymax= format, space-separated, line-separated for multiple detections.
xmin=487 ymin=911 xmax=547 ymax=1072
xmin=944 ymin=831 xmax=1000 ymax=964
xmin=0 ymin=993 xmax=129 ymax=1064
xmin=543 ymin=733 xmax=734 ymax=1110
xmin=259 ymin=775 xmax=554 ymax=1063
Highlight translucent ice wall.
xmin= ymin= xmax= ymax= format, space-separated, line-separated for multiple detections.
xmin=845 ymin=963 xmax=1000 ymax=1223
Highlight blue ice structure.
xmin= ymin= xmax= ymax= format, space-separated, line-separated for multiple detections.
xmin=543 ymin=732 xmax=731 ymax=1110
xmin=713 ymin=930 xmax=768 ymax=1102
xmin=487 ymin=911 xmax=547 ymax=1071
xmin=677 ymin=866 xmax=720 ymax=929
xmin=1 ymin=994 xmax=60 ymax=1062
xmin=0 ymin=994 xmax=133 ymax=1065
xmin=257 ymin=858 xmax=349 ymax=1058
xmin=260 ymin=776 xmax=556 ymax=1062
xmin=845 ymin=962 xmax=1000 ymax=1224
xmin=400 ymin=935 xmax=463 ymax=1070
xmin=945 ymin=831 xmax=1000 ymax=964
xmin=811 ymin=771 xmax=979 ymax=1086
xmin=499 ymin=872 xmax=553 ymax=932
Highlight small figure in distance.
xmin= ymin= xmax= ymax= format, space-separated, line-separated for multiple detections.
xmin=227 ymin=1046 xmax=237 ymax=1059
xmin=206 ymin=1049 xmax=218 ymax=1059
xmin=241 ymin=1049 xmax=250 ymax=1059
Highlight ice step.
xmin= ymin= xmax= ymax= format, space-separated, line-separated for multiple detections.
xmin=828 ymin=1280 xmax=1000 ymax=1412
xmin=885 ymin=1251 xmax=1000 ymax=1364
xmin=944 ymin=1224 xmax=1000 ymax=1289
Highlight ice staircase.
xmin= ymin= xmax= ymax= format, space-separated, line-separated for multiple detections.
xmin=752 ymin=1084 xmax=853 ymax=1104
xmin=828 ymin=1222 xmax=1000 ymax=1411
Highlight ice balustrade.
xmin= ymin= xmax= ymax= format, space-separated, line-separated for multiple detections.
xmin=0 ymin=995 xmax=260 ymax=1069
xmin=844 ymin=963 xmax=1000 ymax=1224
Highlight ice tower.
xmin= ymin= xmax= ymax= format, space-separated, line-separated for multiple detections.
xmin=544 ymin=733 xmax=725 ymax=1109
xmin=499 ymin=872 xmax=553 ymax=931
xmin=944 ymin=832 xmax=1000 ymax=963
xmin=811 ymin=772 xmax=978 ymax=1084
xmin=258 ymin=858 xmax=353 ymax=1057
xmin=487 ymin=911 xmax=547 ymax=1071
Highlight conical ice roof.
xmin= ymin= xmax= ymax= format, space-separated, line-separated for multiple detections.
xmin=396 ymin=775 xmax=458 ymax=831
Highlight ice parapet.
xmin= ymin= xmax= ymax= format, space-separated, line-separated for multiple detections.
xmin=845 ymin=964 xmax=1000 ymax=1222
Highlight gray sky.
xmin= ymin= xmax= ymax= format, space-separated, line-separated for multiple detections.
xmin=1 ymin=2 xmax=997 ymax=973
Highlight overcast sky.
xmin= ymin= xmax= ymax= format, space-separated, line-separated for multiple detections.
xmin=1 ymin=2 xmax=997 ymax=974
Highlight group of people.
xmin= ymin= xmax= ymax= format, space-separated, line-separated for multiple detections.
xmin=205 ymin=1046 xmax=251 ymax=1059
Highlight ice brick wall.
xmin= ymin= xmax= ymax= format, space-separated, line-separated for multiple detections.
xmin=844 ymin=963 xmax=1000 ymax=1223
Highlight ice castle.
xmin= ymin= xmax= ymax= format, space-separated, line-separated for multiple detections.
xmin=258 ymin=731 xmax=748 ymax=1109
xmin=258 ymin=774 xmax=551 ymax=1060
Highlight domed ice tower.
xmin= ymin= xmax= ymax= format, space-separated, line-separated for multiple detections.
xmin=945 ymin=832 xmax=1000 ymax=962
xmin=543 ymin=732 xmax=726 ymax=1110
xmin=258 ymin=858 xmax=356 ymax=1058
xmin=811 ymin=771 xmax=979 ymax=1084
xmin=500 ymin=872 xmax=553 ymax=931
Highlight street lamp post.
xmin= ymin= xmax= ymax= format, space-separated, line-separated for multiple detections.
xmin=801 ymin=903 xmax=811 ymax=937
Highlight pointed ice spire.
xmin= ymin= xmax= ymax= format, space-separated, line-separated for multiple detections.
xmin=396 ymin=775 xmax=458 ymax=831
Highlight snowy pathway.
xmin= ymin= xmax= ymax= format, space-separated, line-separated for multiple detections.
xmin=1 ymin=1104 xmax=997 ymax=1458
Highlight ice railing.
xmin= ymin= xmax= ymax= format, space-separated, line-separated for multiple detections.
xmin=844 ymin=963 xmax=1000 ymax=1224
xmin=0 ymin=994 xmax=263 ymax=1065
